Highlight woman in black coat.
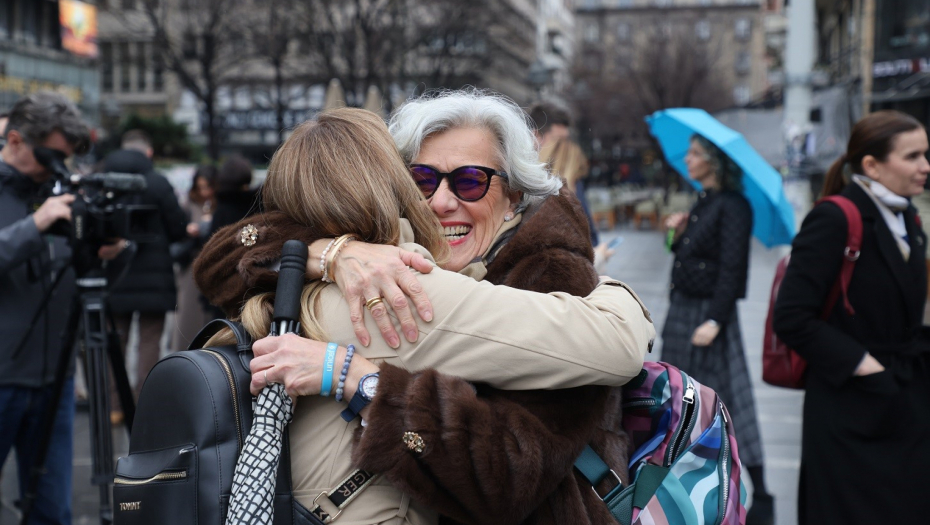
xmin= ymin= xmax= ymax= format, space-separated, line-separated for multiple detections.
xmin=661 ymin=135 xmax=774 ymax=524
xmin=773 ymin=110 xmax=930 ymax=524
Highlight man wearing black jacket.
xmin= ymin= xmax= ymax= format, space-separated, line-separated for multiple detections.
xmin=102 ymin=130 xmax=187 ymax=419
xmin=0 ymin=92 xmax=91 ymax=525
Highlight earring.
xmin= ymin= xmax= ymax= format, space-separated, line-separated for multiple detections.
xmin=504 ymin=213 xmax=514 ymax=222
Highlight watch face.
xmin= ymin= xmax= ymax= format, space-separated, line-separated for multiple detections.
xmin=360 ymin=375 xmax=379 ymax=399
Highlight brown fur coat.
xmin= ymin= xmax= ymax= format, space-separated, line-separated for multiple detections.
xmin=191 ymin=189 xmax=630 ymax=525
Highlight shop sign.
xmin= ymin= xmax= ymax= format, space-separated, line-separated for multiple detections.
xmin=873 ymin=57 xmax=930 ymax=78
xmin=60 ymin=0 xmax=98 ymax=58
xmin=0 ymin=75 xmax=83 ymax=103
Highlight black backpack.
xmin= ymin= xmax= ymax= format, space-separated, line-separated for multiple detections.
xmin=112 ymin=319 xmax=323 ymax=525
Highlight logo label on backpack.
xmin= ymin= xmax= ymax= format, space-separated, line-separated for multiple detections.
xmin=119 ymin=501 xmax=141 ymax=511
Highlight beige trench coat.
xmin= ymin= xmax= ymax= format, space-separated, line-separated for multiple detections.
xmin=285 ymin=224 xmax=655 ymax=525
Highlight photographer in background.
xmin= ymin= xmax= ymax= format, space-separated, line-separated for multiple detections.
xmin=101 ymin=130 xmax=186 ymax=424
xmin=0 ymin=92 xmax=90 ymax=525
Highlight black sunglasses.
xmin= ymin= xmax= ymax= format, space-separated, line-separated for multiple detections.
xmin=409 ymin=164 xmax=508 ymax=202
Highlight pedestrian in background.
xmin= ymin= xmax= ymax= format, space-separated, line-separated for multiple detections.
xmin=774 ymin=110 xmax=930 ymax=524
xmin=661 ymin=134 xmax=774 ymax=525
xmin=210 ymin=154 xmax=260 ymax=236
xmin=539 ymin=136 xmax=614 ymax=271
xmin=102 ymin=130 xmax=188 ymax=423
xmin=171 ymin=164 xmax=216 ymax=350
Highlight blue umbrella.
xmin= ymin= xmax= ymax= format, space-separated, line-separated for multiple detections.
xmin=646 ymin=108 xmax=796 ymax=247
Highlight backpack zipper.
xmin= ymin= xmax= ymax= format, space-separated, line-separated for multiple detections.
xmin=202 ymin=350 xmax=243 ymax=453
xmin=114 ymin=470 xmax=187 ymax=485
xmin=622 ymin=397 xmax=658 ymax=409
xmin=666 ymin=376 xmax=697 ymax=464
xmin=715 ymin=404 xmax=732 ymax=525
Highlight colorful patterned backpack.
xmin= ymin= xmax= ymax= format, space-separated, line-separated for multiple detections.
xmin=574 ymin=361 xmax=747 ymax=525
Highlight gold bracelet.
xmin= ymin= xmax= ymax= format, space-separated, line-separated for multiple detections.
xmin=323 ymin=234 xmax=356 ymax=284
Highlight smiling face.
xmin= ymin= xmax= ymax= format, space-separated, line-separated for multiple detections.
xmin=414 ymin=127 xmax=517 ymax=272
xmin=863 ymin=128 xmax=930 ymax=198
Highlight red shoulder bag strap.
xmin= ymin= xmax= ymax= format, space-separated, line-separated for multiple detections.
xmin=816 ymin=195 xmax=862 ymax=316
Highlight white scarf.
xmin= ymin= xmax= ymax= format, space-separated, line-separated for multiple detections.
xmin=852 ymin=175 xmax=910 ymax=258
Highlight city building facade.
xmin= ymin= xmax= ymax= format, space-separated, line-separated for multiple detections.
xmin=98 ymin=0 xmax=541 ymax=161
xmin=0 ymin=0 xmax=100 ymax=125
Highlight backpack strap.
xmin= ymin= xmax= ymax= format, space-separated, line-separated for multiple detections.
xmin=817 ymin=196 xmax=862 ymax=316
xmin=189 ymin=318 xmax=252 ymax=352
xmin=574 ymin=445 xmax=629 ymax=523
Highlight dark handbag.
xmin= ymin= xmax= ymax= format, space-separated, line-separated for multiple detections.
xmin=762 ymin=195 xmax=862 ymax=389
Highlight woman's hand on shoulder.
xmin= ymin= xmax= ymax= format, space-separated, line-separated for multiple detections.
xmin=307 ymin=239 xmax=435 ymax=348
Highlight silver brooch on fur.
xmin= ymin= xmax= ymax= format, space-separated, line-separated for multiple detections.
xmin=402 ymin=432 xmax=425 ymax=454
xmin=239 ymin=224 xmax=259 ymax=247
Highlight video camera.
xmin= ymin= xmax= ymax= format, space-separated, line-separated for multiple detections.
xmin=33 ymin=146 xmax=161 ymax=247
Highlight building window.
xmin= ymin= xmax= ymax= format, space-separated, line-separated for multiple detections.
xmin=153 ymin=53 xmax=164 ymax=92
xmin=137 ymin=42 xmax=148 ymax=92
xmin=584 ymin=21 xmax=600 ymax=43
xmin=0 ymin=1 xmax=11 ymax=41
xmin=735 ymin=18 xmax=752 ymax=41
xmin=695 ymin=20 xmax=711 ymax=41
xmin=20 ymin=0 xmax=37 ymax=44
xmin=120 ymin=42 xmax=132 ymax=92
xmin=101 ymin=42 xmax=114 ymax=92
xmin=617 ymin=22 xmax=631 ymax=42
xmin=734 ymin=85 xmax=751 ymax=106
xmin=656 ymin=21 xmax=672 ymax=41
xmin=735 ymin=50 xmax=751 ymax=75
xmin=585 ymin=53 xmax=600 ymax=71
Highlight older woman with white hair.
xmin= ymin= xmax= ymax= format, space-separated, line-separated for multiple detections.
xmin=195 ymin=90 xmax=644 ymax=524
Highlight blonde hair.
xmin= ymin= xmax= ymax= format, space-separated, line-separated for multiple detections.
xmin=207 ymin=108 xmax=450 ymax=345
xmin=540 ymin=138 xmax=589 ymax=191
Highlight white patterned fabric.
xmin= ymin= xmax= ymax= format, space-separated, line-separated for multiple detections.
xmin=226 ymin=383 xmax=294 ymax=524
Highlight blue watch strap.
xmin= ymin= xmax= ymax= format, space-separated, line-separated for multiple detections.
xmin=341 ymin=373 xmax=378 ymax=421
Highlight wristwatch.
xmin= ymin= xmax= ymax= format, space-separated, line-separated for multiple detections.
xmin=340 ymin=373 xmax=379 ymax=422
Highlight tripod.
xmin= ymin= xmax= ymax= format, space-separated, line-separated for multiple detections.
xmin=14 ymin=250 xmax=136 ymax=525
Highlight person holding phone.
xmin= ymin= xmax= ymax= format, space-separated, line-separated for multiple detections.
xmin=660 ymin=134 xmax=773 ymax=524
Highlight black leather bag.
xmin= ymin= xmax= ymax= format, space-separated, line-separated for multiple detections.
xmin=113 ymin=319 xmax=324 ymax=525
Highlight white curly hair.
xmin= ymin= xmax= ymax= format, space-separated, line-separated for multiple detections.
xmin=388 ymin=88 xmax=562 ymax=211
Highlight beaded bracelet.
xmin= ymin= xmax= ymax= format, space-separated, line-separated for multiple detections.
xmin=324 ymin=234 xmax=356 ymax=284
xmin=335 ymin=344 xmax=356 ymax=402
xmin=319 ymin=238 xmax=339 ymax=283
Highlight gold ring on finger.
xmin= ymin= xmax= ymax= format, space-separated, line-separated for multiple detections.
xmin=365 ymin=296 xmax=385 ymax=311
xmin=264 ymin=369 xmax=270 ymax=387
